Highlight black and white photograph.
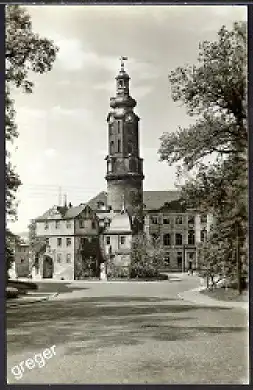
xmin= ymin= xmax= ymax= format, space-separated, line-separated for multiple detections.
xmin=6 ymin=4 xmax=249 ymax=384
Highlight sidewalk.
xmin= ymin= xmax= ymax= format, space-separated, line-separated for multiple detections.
xmin=178 ymin=286 xmax=249 ymax=310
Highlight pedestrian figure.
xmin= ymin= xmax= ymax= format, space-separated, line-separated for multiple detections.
xmin=188 ymin=261 xmax=193 ymax=275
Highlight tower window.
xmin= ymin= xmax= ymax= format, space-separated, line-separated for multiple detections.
xmin=118 ymin=80 xmax=124 ymax=88
xmin=110 ymin=141 xmax=114 ymax=154
xmin=118 ymin=121 xmax=120 ymax=134
xmin=106 ymin=236 xmax=110 ymax=245
xmin=118 ymin=139 xmax=121 ymax=153
xmin=109 ymin=125 xmax=113 ymax=136
xmin=130 ymin=159 xmax=136 ymax=172
xmin=128 ymin=142 xmax=133 ymax=154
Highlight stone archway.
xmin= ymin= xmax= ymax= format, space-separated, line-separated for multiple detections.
xmin=43 ymin=255 xmax=54 ymax=279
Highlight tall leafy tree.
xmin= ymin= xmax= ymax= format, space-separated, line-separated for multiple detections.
xmin=5 ymin=5 xmax=58 ymax=274
xmin=158 ymin=22 xmax=247 ymax=290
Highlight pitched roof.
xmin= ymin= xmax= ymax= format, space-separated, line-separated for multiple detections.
xmin=64 ymin=204 xmax=87 ymax=219
xmin=143 ymin=190 xmax=181 ymax=210
xmin=36 ymin=204 xmax=88 ymax=221
xmin=86 ymin=190 xmax=181 ymax=211
xmin=86 ymin=191 xmax=107 ymax=210
xmin=104 ymin=212 xmax=132 ymax=234
xmin=35 ymin=190 xmax=181 ymax=222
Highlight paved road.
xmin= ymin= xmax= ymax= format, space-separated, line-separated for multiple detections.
xmin=7 ymin=278 xmax=248 ymax=384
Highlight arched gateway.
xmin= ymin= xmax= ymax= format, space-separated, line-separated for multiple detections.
xmin=43 ymin=255 xmax=54 ymax=279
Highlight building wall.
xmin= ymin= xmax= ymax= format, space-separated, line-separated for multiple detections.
xmin=36 ymin=219 xmax=75 ymax=237
xmin=104 ymin=233 xmax=132 ymax=254
xmin=146 ymin=211 xmax=211 ymax=270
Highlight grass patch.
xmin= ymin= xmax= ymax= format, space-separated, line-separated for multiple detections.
xmin=200 ymin=288 xmax=248 ymax=302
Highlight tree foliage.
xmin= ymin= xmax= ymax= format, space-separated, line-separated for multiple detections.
xmin=158 ymin=22 xmax=247 ymax=284
xmin=129 ymin=233 xmax=165 ymax=278
xmin=5 ymin=5 xmax=58 ymax=272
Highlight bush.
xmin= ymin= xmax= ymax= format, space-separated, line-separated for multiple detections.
xmin=107 ymin=265 xmax=129 ymax=279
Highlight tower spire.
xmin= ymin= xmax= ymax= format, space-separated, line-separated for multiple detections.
xmin=120 ymin=56 xmax=128 ymax=71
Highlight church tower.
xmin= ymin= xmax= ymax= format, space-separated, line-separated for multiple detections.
xmin=105 ymin=57 xmax=144 ymax=215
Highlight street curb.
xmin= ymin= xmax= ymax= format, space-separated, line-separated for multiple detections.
xmin=178 ymin=287 xmax=249 ymax=310
xmin=6 ymin=292 xmax=59 ymax=308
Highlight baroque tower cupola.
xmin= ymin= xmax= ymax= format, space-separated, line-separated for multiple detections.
xmin=105 ymin=57 xmax=144 ymax=215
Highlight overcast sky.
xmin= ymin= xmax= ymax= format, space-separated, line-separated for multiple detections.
xmin=9 ymin=5 xmax=247 ymax=234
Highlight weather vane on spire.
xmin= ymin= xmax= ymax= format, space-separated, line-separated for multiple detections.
xmin=120 ymin=56 xmax=128 ymax=71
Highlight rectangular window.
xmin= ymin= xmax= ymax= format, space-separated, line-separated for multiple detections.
xmin=66 ymin=220 xmax=72 ymax=229
xmin=57 ymin=253 xmax=62 ymax=263
xmin=188 ymin=216 xmax=195 ymax=226
xmin=55 ymin=220 xmax=60 ymax=229
xmin=175 ymin=233 xmax=183 ymax=245
xmin=79 ymin=219 xmax=84 ymax=228
xmin=118 ymin=139 xmax=121 ymax=153
xmin=188 ymin=230 xmax=195 ymax=245
xmin=46 ymin=238 xmax=49 ymax=246
xmin=118 ymin=121 xmax=121 ymax=133
xmin=175 ymin=216 xmax=183 ymax=225
xmin=66 ymin=238 xmax=71 ymax=247
xmin=57 ymin=238 xmax=62 ymax=247
xmin=200 ymin=214 xmax=207 ymax=224
xmin=200 ymin=229 xmax=206 ymax=242
xmin=66 ymin=253 xmax=71 ymax=263
xmin=106 ymin=236 xmax=110 ymax=245
xmin=44 ymin=221 xmax=49 ymax=230
xmin=163 ymin=217 xmax=170 ymax=224
xmin=120 ymin=236 xmax=126 ymax=245
xmin=151 ymin=216 xmax=158 ymax=224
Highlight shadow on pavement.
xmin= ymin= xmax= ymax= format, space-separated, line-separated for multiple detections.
xmin=7 ymin=295 xmax=248 ymax=357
